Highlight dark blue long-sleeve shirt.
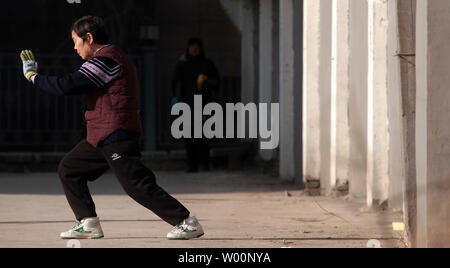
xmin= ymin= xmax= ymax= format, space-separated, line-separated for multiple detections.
xmin=34 ymin=56 xmax=121 ymax=96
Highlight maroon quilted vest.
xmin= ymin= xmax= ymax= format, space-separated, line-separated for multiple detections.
xmin=84 ymin=45 xmax=143 ymax=147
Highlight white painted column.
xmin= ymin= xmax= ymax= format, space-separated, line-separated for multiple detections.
xmin=303 ymin=0 xmax=321 ymax=183
xmin=279 ymin=0 xmax=295 ymax=180
xmin=365 ymin=0 xmax=390 ymax=207
xmin=371 ymin=0 xmax=390 ymax=206
xmin=330 ymin=0 xmax=338 ymax=193
xmin=259 ymin=0 xmax=274 ymax=161
xmin=318 ymin=0 xmax=334 ymax=195
xmin=335 ymin=0 xmax=351 ymax=191
xmin=303 ymin=0 xmax=335 ymax=193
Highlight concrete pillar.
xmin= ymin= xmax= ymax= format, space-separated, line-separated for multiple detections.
xmin=304 ymin=0 xmax=335 ymax=194
xmin=279 ymin=0 xmax=295 ymax=180
xmin=293 ymin=0 xmax=304 ymax=185
xmin=397 ymin=0 xmax=418 ymax=246
xmin=386 ymin=0 xmax=406 ymax=212
xmin=371 ymin=0 xmax=390 ymax=206
xmin=303 ymin=0 xmax=321 ymax=183
xmin=241 ymin=0 xmax=258 ymax=103
xmin=416 ymin=0 xmax=450 ymax=248
xmin=335 ymin=0 xmax=351 ymax=192
xmin=318 ymin=0 xmax=333 ymax=195
xmin=415 ymin=0 xmax=427 ymax=247
xmin=219 ymin=0 xmax=258 ymax=103
xmin=259 ymin=0 xmax=274 ymax=160
xmin=348 ymin=0 xmax=368 ymax=201
xmin=272 ymin=0 xmax=280 ymax=103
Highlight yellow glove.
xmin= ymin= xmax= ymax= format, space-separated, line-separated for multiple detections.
xmin=20 ymin=50 xmax=38 ymax=82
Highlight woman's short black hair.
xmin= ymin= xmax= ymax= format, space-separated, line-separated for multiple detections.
xmin=72 ymin=16 xmax=109 ymax=45
xmin=187 ymin=37 xmax=203 ymax=48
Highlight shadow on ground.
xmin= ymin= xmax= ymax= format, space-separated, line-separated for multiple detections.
xmin=0 ymin=170 xmax=303 ymax=195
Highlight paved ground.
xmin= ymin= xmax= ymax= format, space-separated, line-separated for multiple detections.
xmin=0 ymin=170 xmax=404 ymax=248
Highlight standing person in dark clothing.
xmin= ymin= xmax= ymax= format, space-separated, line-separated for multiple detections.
xmin=172 ymin=38 xmax=220 ymax=173
xmin=20 ymin=16 xmax=204 ymax=240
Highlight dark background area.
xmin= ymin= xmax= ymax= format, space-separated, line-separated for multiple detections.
xmin=0 ymin=0 xmax=242 ymax=152
xmin=0 ymin=0 xmax=155 ymax=53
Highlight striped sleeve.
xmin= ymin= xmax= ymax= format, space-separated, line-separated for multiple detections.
xmin=79 ymin=56 xmax=121 ymax=88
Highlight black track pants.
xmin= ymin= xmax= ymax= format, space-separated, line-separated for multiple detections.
xmin=57 ymin=139 xmax=190 ymax=226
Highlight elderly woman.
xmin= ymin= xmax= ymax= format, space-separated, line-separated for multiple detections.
xmin=20 ymin=16 xmax=203 ymax=240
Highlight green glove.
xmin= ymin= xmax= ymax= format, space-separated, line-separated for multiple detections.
xmin=20 ymin=50 xmax=38 ymax=82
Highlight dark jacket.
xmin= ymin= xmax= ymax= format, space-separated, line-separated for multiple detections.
xmin=172 ymin=48 xmax=220 ymax=106
xmin=84 ymin=45 xmax=143 ymax=147
xmin=34 ymin=45 xmax=142 ymax=147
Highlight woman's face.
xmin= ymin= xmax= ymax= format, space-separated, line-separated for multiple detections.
xmin=72 ymin=30 xmax=95 ymax=60
xmin=188 ymin=43 xmax=201 ymax=57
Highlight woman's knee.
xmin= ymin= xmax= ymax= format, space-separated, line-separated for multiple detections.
xmin=57 ymin=157 xmax=70 ymax=180
xmin=58 ymin=147 xmax=81 ymax=180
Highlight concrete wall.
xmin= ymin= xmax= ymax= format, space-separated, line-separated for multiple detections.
xmin=222 ymin=0 xmax=450 ymax=247
xmin=302 ymin=0 xmax=450 ymax=247
xmin=303 ymin=0 xmax=409 ymax=210
xmin=303 ymin=0 xmax=391 ymax=201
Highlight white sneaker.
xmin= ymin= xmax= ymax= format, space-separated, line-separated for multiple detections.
xmin=167 ymin=216 xmax=204 ymax=240
xmin=60 ymin=217 xmax=104 ymax=240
